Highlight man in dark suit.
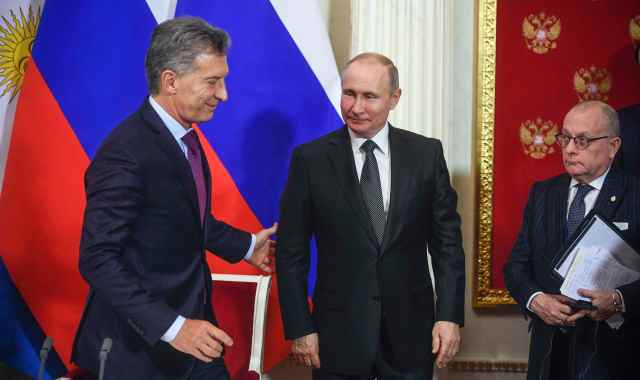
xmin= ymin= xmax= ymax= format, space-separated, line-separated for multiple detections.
xmin=504 ymin=101 xmax=640 ymax=380
xmin=277 ymin=53 xmax=465 ymax=379
xmin=71 ymin=17 xmax=276 ymax=380
xmin=616 ymin=45 xmax=640 ymax=177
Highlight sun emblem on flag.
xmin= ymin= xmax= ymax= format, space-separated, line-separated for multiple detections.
xmin=574 ymin=66 xmax=611 ymax=102
xmin=519 ymin=118 xmax=558 ymax=159
xmin=522 ymin=12 xmax=561 ymax=54
xmin=0 ymin=6 xmax=41 ymax=101
xmin=630 ymin=15 xmax=640 ymax=44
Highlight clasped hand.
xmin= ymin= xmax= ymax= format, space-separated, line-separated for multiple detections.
xmin=531 ymin=290 xmax=620 ymax=326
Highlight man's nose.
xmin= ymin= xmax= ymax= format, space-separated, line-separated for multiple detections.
xmin=352 ymin=96 xmax=364 ymax=114
xmin=215 ymin=79 xmax=228 ymax=102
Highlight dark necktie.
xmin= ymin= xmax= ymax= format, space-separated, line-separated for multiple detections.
xmin=566 ymin=183 xmax=593 ymax=237
xmin=360 ymin=140 xmax=386 ymax=244
xmin=182 ymin=131 xmax=206 ymax=224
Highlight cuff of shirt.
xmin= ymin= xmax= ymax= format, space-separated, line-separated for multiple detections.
xmin=160 ymin=315 xmax=185 ymax=343
xmin=615 ymin=289 xmax=626 ymax=312
xmin=243 ymin=234 xmax=256 ymax=261
xmin=526 ymin=291 xmax=543 ymax=312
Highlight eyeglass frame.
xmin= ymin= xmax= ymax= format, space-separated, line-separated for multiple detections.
xmin=555 ymin=133 xmax=614 ymax=150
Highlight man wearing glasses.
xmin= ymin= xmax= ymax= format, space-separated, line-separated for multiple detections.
xmin=504 ymin=100 xmax=640 ymax=380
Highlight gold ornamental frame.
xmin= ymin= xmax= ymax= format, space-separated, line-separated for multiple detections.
xmin=473 ymin=0 xmax=516 ymax=307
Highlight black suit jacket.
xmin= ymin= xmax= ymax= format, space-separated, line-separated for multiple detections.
xmin=71 ymin=100 xmax=251 ymax=380
xmin=617 ymin=104 xmax=640 ymax=178
xmin=277 ymin=126 xmax=465 ymax=374
xmin=504 ymin=167 xmax=640 ymax=380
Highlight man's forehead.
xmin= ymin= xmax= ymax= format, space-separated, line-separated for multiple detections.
xmin=342 ymin=61 xmax=389 ymax=89
xmin=563 ymin=108 xmax=601 ymax=130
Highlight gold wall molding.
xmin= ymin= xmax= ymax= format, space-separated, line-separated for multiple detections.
xmin=474 ymin=0 xmax=516 ymax=307
xmin=450 ymin=359 xmax=528 ymax=373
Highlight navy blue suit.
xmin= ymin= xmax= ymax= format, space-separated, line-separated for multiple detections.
xmin=71 ymin=100 xmax=251 ymax=380
xmin=504 ymin=167 xmax=640 ymax=380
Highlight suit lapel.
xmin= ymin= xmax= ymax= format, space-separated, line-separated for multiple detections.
xmin=381 ymin=126 xmax=409 ymax=253
xmin=327 ymin=128 xmax=379 ymax=246
xmin=593 ymin=167 xmax=625 ymax=221
xmin=546 ymin=175 xmax=570 ymax=258
xmin=140 ymin=100 xmax=202 ymax=225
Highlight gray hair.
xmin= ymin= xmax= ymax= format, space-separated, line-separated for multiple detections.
xmin=341 ymin=52 xmax=399 ymax=93
xmin=570 ymin=101 xmax=620 ymax=137
xmin=145 ymin=16 xmax=230 ymax=95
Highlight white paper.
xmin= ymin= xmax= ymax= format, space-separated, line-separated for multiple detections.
xmin=560 ymin=246 xmax=640 ymax=301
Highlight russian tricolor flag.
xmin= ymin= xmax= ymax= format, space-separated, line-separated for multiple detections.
xmin=0 ymin=0 xmax=341 ymax=377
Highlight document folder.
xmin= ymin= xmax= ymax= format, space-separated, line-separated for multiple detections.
xmin=552 ymin=211 xmax=640 ymax=309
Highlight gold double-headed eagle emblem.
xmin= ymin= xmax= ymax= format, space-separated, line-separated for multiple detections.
xmin=519 ymin=118 xmax=558 ymax=159
xmin=522 ymin=12 xmax=561 ymax=54
xmin=574 ymin=66 xmax=612 ymax=102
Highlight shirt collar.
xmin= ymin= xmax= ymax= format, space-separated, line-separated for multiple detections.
xmin=148 ymin=95 xmax=192 ymax=140
xmin=348 ymin=122 xmax=390 ymax=155
xmin=569 ymin=166 xmax=610 ymax=192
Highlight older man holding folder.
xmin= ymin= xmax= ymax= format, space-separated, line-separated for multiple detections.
xmin=504 ymin=100 xmax=640 ymax=380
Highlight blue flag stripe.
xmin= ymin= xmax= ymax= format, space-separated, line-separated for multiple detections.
xmin=176 ymin=0 xmax=343 ymax=228
xmin=32 ymin=0 xmax=157 ymax=158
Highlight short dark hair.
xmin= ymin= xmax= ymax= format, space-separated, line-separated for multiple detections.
xmin=145 ymin=16 xmax=230 ymax=95
xmin=341 ymin=52 xmax=400 ymax=93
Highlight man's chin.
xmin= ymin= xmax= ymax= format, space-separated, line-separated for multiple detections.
xmin=346 ymin=122 xmax=370 ymax=133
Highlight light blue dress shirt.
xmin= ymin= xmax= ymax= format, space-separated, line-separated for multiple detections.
xmin=148 ymin=97 xmax=256 ymax=342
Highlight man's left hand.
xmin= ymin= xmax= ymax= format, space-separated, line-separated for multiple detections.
xmin=249 ymin=223 xmax=277 ymax=273
xmin=577 ymin=288 xmax=620 ymax=321
xmin=432 ymin=321 xmax=461 ymax=368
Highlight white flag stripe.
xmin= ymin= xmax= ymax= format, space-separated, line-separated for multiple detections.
xmin=145 ymin=0 xmax=177 ymax=24
xmin=0 ymin=0 xmax=45 ymax=195
xmin=269 ymin=0 xmax=342 ymax=116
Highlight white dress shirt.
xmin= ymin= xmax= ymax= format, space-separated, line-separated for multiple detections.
xmin=348 ymin=123 xmax=391 ymax=213
xmin=149 ymin=96 xmax=256 ymax=342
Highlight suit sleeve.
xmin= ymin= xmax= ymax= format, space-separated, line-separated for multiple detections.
xmin=79 ymin=141 xmax=177 ymax=347
xmin=203 ymin=214 xmax=252 ymax=263
xmin=503 ymin=184 xmax=544 ymax=316
xmin=276 ymin=147 xmax=315 ymax=340
xmin=428 ymin=141 xmax=466 ymax=326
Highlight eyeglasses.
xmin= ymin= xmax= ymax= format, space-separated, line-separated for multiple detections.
xmin=555 ymin=134 xmax=611 ymax=150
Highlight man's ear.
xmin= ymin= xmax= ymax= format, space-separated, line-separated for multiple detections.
xmin=609 ymin=136 xmax=621 ymax=159
xmin=160 ymin=69 xmax=178 ymax=95
xmin=390 ymin=88 xmax=402 ymax=110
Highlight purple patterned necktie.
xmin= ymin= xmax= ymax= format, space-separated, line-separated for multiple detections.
xmin=182 ymin=131 xmax=206 ymax=224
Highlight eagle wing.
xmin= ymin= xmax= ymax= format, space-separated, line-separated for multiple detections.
xmin=544 ymin=126 xmax=558 ymax=146
xmin=522 ymin=17 xmax=536 ymax=39
xmin=547 ymin=19 xmax=561 ymax=40
xmin=520 ymin=125 xmax=533 ymax=145
xmin=574 ymin=73 xmax=587 ymax=93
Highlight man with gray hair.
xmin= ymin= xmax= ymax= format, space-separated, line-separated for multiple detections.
xmin=505 ymin=100 xmax=640 ymax=379
xmin=71 ymin=17 xmax=276 ymax=380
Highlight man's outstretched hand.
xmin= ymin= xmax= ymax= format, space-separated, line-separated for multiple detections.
xmin=249 ymin=223 xmax=277 ymax=273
